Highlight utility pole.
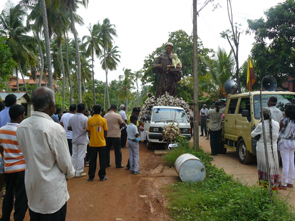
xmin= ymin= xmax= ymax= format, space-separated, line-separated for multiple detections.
xmin=193 ymin=0 xmax=199 ymax=150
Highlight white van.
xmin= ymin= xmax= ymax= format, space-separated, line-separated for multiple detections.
xmin=144 ymin=106 xmax=191 ymax=149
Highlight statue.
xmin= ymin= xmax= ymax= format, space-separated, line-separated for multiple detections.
xmin=152 ymin=42 xmax=182 ymax=97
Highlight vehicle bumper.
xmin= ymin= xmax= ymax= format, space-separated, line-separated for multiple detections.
xmin=148 ymin=133 xmax=191 ymax=143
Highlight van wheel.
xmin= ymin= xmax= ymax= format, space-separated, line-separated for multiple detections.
xmin=146 ymin=140 xmax=153 ymax=150
xmin=237 ymin=139 xmax=254 ymax=164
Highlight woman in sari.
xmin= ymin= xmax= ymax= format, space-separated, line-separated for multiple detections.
xmin=251 ymin=107 xmax=281 ymax=190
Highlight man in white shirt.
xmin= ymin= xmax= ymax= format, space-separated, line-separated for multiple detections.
xmin=267 ymin=96 xmax=283 ymax=123
xmin=200 ymin=104 xmax=209 ymax=136
xmin=60 ymin=104 xmax=77 ymax=155
xmin=119 ymin=104 xmax=127 ymax=148
xmin=16 ymin=87 xmax=75 ymax=220
xmin=68 ymin=103 xmax=89 ymax=177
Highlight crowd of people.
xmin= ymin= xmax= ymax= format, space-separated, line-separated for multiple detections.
xmin=0 ymin=87 xmax=145 ymax=220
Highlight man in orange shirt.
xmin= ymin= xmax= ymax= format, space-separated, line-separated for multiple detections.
xmin=86 ymin=104 xmax=108 ymax=181
xmin=0 ymin=104 xmax=27 ymax=220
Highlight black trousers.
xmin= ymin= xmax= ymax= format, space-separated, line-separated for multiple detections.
xmin=1 ymin=171 xmax=27 ymax=221
xmin=121 ymin=128 xmax=127 ymax=148
xmin=200 ymin=116 xmax=207 ymax=136
xmin=209 ymin=129 xmax=221 ymax=155
xmin=67 ymin=139 xmax=72 ymax=156
xmin=88 ymin=146 xmax=106 ymax=180
xmin=106 ymin=137 xmax=122 ymax=167
xmin=29 ymin=202 xmax=67 ymax=221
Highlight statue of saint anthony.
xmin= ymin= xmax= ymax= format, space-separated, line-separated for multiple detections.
xmin=152 ymin=42 xmax=182 ymax=97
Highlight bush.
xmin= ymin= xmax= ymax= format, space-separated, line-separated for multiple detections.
xmin=163 ymin=143 xmax=295 ymax=221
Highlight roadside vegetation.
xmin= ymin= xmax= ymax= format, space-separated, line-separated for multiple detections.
xmin=163 ymin=137 xmax=295 ymax=221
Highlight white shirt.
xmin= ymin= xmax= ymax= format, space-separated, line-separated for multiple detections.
xmin=119 ymin=110 xmax=127 ymax=129
xmin=269 ymin=106 xmax=283 ymax=123
xmin=127 ymin=123 xmax=138 ymax=140
xmin=68 ymin=113 xmax=89 ymax=145
xmin=16 ymin=111 xmax=75 ymax=214
xmin=60 ymin=112 xmax=74 ymax=139
xmin=208 ymin=107 xmax=225 ymax=131
xmin=200 ymin=108 xmax=209 ymax=117
xmin=251 ymin=119 xmax=279 ymax=152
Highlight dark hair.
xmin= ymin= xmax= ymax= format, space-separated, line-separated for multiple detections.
xmin=55 ymin=107 xmax=61 ymax=114
xmin=215 ymin=101 xmax=220 ymax=113
xmin=110 ymin=104 xmax=117 ymax=110
xmin=9 ymin=104 xmax=25 ymax=121
xmin=130 ymin=114 xmax=138 ymax=122
xmin=286 ymin=103 xmax=295 ymax=121
xmin=77 ymin=103 xmax=85 ymax=113
xmin=32 ymin=87 xmax=55 ymax=111
xmin=69 ymin=104 xmax=77 ymax=112
xmin=5 ymin=94 xmax=17 ymax=107
xmin=0 ymin=102 xmax=5 ymax=110
xmin=268 ymin=96 xmax=277 ymax=106
xmin=132 ymin=107 xmax=140 ymax=113
xmin=93 ymin=104 xmax=101 ymax=114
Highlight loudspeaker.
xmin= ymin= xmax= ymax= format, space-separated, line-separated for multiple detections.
xmin=262 ymin=76 xmax=277 ymax=91
xmin=224 ymin=80 xmax=238 ymax=94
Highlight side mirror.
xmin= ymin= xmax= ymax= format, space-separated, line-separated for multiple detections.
xmin=242 ymin=109 xmax=249 ymax=117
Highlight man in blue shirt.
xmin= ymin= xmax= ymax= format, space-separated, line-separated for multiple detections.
xmin=0 ymin=94 xmax=17 ymax=127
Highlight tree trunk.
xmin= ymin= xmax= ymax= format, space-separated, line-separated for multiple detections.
xmin=59 ymin=42 xmax=66 ymax=111
xmin=18 ymin=61 xmax=27 ymax=91
xmin=106 ymin=68 xmax=110 ymax=108
xmin=92 ymin=52 xmax=95 ymax=105
xmin=136 ymin=78 xmax=139 ymax=106
xmin=41 ymin=0 xmax=53 ymax=90
xmin=65 ymin=33 xmax=72 ymax=104
xmin=104 ymin=80 xmax=106 ymax=110
xmin=16 ymin=68 xmax=19 ymax=92
xmin=70 ymin=10 xmax=82 ymax=103
xmin=36 ymin=26 xmax=44 ymax=87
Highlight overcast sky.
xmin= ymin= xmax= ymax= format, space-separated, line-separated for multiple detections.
xmin=1 ymin=0 xmax=285 ymax=84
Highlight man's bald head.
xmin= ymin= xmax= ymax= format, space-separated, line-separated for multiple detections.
xmin=31 ymin=87 xmax=56 ymax=113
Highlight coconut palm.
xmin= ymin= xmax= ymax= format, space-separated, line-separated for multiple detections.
xmin=82 ymin=23 xmax=102 ymax=105
xmin=100 ymin=44 xmax=121 ymax=109
xmin=0 ymin=4 xmax=37 ymax=92
xmin=98 ymin=18 xmax=117 ymax=109
xmin=118 ymin=68 xmax=134 ymax=111
xmin=200 ymin=47 xmax=235 ymax=99
xmin=64 ymin=0 xmax=89 ymax=103
xmin=134 ymin=70 xmax=143 ymax=106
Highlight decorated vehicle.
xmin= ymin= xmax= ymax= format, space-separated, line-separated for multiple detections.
xmin=144 ymin=106 xmax=191 ymax=149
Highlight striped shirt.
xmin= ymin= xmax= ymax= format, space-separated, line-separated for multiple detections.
xmin=0 ymin=123 xmax=26 ymax=173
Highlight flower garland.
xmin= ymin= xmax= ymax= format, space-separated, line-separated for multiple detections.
xmin=139 ymin=92 xmax=191 ymax=122
xmin=162 ymin=123 xmax=181 ymax=144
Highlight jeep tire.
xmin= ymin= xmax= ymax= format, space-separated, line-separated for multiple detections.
xmin=237 ymin=139 xmax=254 ymax=164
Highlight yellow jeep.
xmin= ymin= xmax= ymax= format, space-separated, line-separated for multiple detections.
xmin=210 ymin=91 xmax=295 ymax=164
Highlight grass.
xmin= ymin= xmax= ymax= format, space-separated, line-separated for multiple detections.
xmin=163 ymin=137 xmax=295 ymax=221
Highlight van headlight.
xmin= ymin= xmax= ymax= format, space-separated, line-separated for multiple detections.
xmin=182 ymin=128 xmax=190 ymax=133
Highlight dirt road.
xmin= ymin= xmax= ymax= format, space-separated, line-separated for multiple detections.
xmin=2 ymin=133 xmax=295 ymax=220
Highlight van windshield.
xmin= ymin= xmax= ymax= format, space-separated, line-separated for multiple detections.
xmin=152 ymin=108 xmax=188 ymax=123
xmin=253 ymin=94 xmax=295 ymax=119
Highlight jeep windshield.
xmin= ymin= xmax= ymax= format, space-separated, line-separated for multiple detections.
xmin=152 ymin=108 xmax=188 ymax=123
xmin=253 ymin=94 xmax=295 ymax=119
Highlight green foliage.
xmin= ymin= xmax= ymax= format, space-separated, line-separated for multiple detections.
xmin=247 ymin=0 xmax=295 ymax=88
xmin=0 ymin=36 xmax=17 ymax=81
xmin=163 ymin=143 xmax=295 ymax=221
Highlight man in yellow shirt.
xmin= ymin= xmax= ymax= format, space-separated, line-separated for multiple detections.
xmin=86 ymin=104 xmax=108 ymax=181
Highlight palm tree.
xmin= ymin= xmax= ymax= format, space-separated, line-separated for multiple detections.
xmin=134 ymin=70 xmax=143 ymax=106
xmin=98 ymin=18 xmax=117 ymax=109
xmin=118 ymin=68 xmax=134 ymax=112
xmin=0 ymin=4 xmax=37 ymax=92
xmin=100 ymin=44 xmax=121 ymax=108
xmin=64 ymin=0 xmax=89 ymax=103
xmin=200 ymin=47 xmax=235 ymax=99
xmin=83 ymin=23 xmax=102 ymax=105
